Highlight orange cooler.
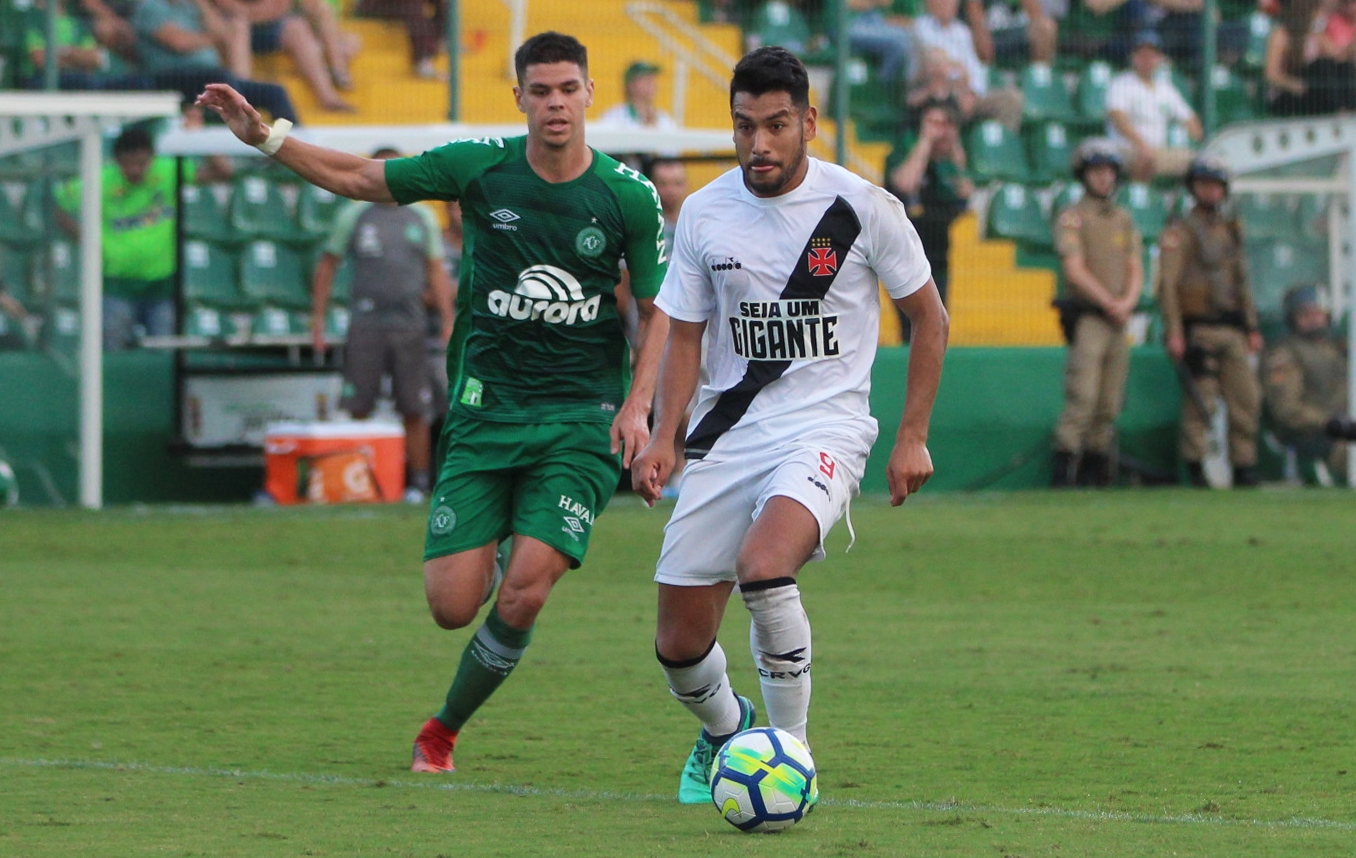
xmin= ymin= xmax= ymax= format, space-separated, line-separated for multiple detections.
xmin=264 ymin=420 xmax=406 ymax=504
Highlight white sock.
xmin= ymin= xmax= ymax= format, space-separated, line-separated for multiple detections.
xmin=658 ymin=640 xmax=743 ymax=737
xmin=742 ymin=577 xmax=812 ymax=745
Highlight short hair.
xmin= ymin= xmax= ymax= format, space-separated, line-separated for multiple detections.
xmin=915 ymin=97 xmax=960 ymax=125
xmin=371 ymin=146 xmax=402 ymax=159
xmin=514 ymin=32 xmax=588 ymax=85
xmin=645 ymin=156 xmax=685 ymax=178
xmin=729 ymin=46 xmax=810 ymax=111
xmin=112 ymin=126 xmax=155 ymax=157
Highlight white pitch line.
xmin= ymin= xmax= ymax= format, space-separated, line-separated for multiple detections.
xmin=3 ymin=757 xmax=1354 ymax=832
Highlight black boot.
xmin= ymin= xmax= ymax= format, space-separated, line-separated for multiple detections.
xmin=1051 ymin=450 xmax=1076 ymax=488
xmin=1078 ymin=452 xmax=1112 ymax=488
xmin=1184 ymin=461 xmax=1209 ymax=488
xmin=1232 ymin=465 xmax=1259 ymax=488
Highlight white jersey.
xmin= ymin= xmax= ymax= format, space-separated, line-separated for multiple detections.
xmin=656 ymin=157 xmax=931 ymax=462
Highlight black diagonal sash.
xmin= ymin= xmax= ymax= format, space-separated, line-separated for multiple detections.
xmin=685 ymin=196 xmax=862 ymax=460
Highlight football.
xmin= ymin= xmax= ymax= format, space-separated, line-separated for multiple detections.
xmin=709 ymin=726 xmax=818 ymax=832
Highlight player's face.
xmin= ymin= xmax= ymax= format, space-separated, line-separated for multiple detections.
xmin=515 ymin=61 xmax=594 ymax=150
xmin=732 ymin=90 xmax=817 ymax=198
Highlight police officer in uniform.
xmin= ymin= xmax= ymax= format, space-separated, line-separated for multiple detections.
xmin=1158 ymin=155 xmax=1263 ymax=487
xmin=1260 ymin=284 xmax=1348 ymax=482
xmin=1051 ymin=139 xmax=1143 ymax=487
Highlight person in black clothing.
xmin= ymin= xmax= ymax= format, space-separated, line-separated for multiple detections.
xmin=884 ymin=97 xmax=972 ymax=341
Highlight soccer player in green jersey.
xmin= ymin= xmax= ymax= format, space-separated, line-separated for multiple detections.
xmin=197 ymin=31 xmax=670 ymax=772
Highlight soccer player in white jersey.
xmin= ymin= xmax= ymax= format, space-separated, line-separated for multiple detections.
xmin=631 ymin=46 xmax=949 ymax=804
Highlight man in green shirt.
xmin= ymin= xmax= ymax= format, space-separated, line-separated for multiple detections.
xmin=196 ymin=31 xmax=669 ymax=772
xmin=56 ymin=125 xmax=230 ymax=350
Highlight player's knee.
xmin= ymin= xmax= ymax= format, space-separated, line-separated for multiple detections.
xmin=734 ymin=550 xmax=794 ymax=584
xmin=427 ymin=596 xmax=477 ymax=630
xmin=494 ymin=580 xmax=548 ymax=628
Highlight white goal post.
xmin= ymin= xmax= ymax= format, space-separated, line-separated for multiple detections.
xmin=0 ymin=91 xmax=183 ymax=510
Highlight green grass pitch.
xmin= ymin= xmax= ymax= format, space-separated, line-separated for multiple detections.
xmin=2 ymin=489 xmax=1354 ymax=857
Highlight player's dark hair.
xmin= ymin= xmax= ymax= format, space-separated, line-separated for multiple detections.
xmin=112 ymin=126 xmax=155 ymax=157
xmin=514 ymin=32 xmax=588 ymax=85
xmin=729 ymin=46 xmax=810 ymax=111
xmin=371 ymin=146 xmax=402 ymax=159
xmin=644 ymin=156 xmax=684 ymax=179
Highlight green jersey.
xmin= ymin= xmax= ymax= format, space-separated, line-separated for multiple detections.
xmin=56 ymin=157 xmax=194 ymax=288
xmin=385 ymin=136 xmax=667 ymax=425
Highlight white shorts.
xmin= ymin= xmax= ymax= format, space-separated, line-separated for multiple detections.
xmin=653 ymin=444 xmax=866 ymax=586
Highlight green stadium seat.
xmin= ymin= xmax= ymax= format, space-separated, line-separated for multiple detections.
xmin=181 ymin=183 xmax=237 ymax=244
xmin=1019 ymin=64 xmax=1077 ymax=125
xmin=1025 ymin=121 xmax=1074 ymax=185
xmin=746 ymin=0 xmax=813 ymax=54
xmin=1242 ymin=10 xmax=1273 ymax=71
xmin=239 ymin=239 xmax=309 ymax=310
xmin=1208 ymin=65 xmax=1256 ymax=126
xmin=965 ymin=120 xmax=1030 ymax=185
xmin=0 ymin=179 xmax=48 ymax=245
xmin=46 ymin=239 xmax=80 ymax=306
xmin=249 ymin=305 xmax=307 ymax=337
xmin=1049 ymin=180 xmax=1085 ymax=216
xmin=295 ymin=184 xmax=345 ymax=241
xmin=1234 ymin=193 xmax=1301 ymax=241
xmin=1248 ymin=239 xmax=1328 ymax=316
xmin=181 ymin=239 xmax=246 ymax=309
xmin=1074 ymin=61 xmax=1114 ymax=129
xmin=0 ymin=244 xmax=34 ymax=309
xmin=1116 ymin=182 xmax=1170 ymax=238
xmin=228 ymin=175 xmax=298 ymax=242
xmin=986 ymin=182 xmax=1053 ymax=250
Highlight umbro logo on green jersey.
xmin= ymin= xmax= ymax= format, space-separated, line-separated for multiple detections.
xmin=487 ymin=265 xmax=601 ymax=325
xmin=489 ymin=208 xmax=520 ymax=231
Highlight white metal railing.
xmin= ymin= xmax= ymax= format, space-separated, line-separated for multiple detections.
xmin=624 ymin=1 xmax=878 ymax=182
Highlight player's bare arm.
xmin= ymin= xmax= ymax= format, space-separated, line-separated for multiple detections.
xmin=630 ymin=318 xmax=705 ymax=505
xmin=610 ymin=299 xmax=669 ymax=469
xmin=195 ymin=83 xmax=393 ymax=202
xmin=889 ymin=279 xmax=948 ymax=506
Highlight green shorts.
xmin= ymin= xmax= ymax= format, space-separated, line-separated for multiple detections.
xmin=424 ymin=414 xmax=621 ymax=568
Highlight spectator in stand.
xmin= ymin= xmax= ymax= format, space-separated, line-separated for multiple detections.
xmin=1265 ymin=0 xmax=1356 ymax=115
xmin=131 ymin=0 xmax=300 ymax=123
xmin=54 ymin=124 xmax=233 ymax=350
xmin=1105 ymin=30 xmax=1202 ymax=181
xmin=599 ymin=61 xmax=677 ymax=130
xmin=21 ymin=0 xmax=113 ymax=89
xmin=979 ymin=0 xmax=1060 ymax=65
xmin=913 ymin=0 xmax=1024 ymax=129
xmin=885 ymin=98 xmax=972 ymax=339
xmin=217 ymin=0 xmax=357 ymax=111
xmin=73 ymin=0 xmax=139 ymax=66
xmin=844 ymin=0 xmax=917 ymax=88
xmin=354 ymin=0 xmax=446 ymax=79
xmin=906 ymin=45 xmax=979 ymax=125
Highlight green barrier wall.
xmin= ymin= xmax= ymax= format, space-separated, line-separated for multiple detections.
xmin=0 ymin=347 xmax=1185 ymax=505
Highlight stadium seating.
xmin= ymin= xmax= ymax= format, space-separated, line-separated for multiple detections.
xmin=1019 ymin=64 xmax=1078 ymax=125
xmin=1025 ymin=121 xmax=1075 ymax=185
xmin=0 ymin=244 xmax=33 ymax=310
xmin=966 ymin=120 xmax=1031 ymax=185
xmin=239 ymin=239 xmax=310 ymax=335
xmin=1074 ymin=61 xmax=1114 ymax=130
xmin=1249 ymin=239 xmax=1328 ymax=313
xmin=1208 ymin=65 xmax=1256 ymax=126
xmin=228 ymin=175 xmax=301 ymax=244
xmin=986 ymin=182 xmax=1053 ymax=251
xmin=0 ymin=179 xmax=49 ymax=246
xmin=1049 ymin=181 xmax=1085 ymax=216
xmin=181 ymin=183 xmax=237 ymax=244
xmin=295 ymin=184 xmax=346 ymax=242
xmin=1234 ymin=193 xmax=1301 ymax=241
xmin=1116 ymin=182 xmax=1170 ymax=239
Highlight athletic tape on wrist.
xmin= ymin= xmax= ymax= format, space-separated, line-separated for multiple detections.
xmin=255 ymin=119 xmax=293 ymax=156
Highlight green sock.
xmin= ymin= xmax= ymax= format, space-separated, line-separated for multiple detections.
xmin=435 ymin=606 xmax=533 ymax=732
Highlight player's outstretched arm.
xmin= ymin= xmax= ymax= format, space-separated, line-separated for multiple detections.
xmin=888 ymin=279 xmax=948 ymax=506
xmin=630 ymin=318 xmax=704 ymax=506
xmin=196 ymin=83 xmax=394 ymax=202
xmin=611 ymin=298 xmax=670 ymax=469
